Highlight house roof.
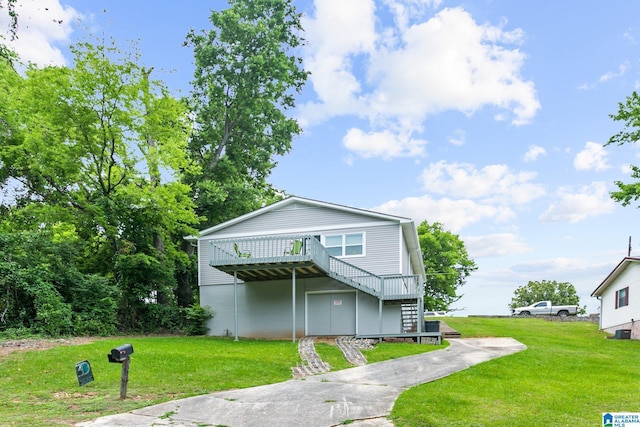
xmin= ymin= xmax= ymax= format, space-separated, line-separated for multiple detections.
xmin=191 ymin=195 xmax=426 ymax=282
xmin=591 ymin=257 xmax=640 ymax=297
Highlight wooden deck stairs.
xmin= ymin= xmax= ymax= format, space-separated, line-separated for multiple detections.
xmin=439 ymin=321 xmax=461 ymax=339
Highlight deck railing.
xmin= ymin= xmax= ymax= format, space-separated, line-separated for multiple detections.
xmin=380 ymin=274 xmax=422 ymax=299
xmin=209 ymin=235 xmax=329 ymax=271
xmin=208 ymin=235 xmax=421 ymax=299
xmin=328 ymin=257 xmax=382 ymax=296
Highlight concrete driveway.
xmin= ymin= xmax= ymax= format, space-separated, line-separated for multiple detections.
xmin=77 ymin=337 xmax=526 ymax=427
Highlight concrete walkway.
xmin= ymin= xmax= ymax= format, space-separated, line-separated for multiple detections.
xmin=78 ymin=337 xmax=526 ymax=427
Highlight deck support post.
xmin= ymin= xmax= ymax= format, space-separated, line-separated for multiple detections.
xmin=234 ymin=271 xmax=239 ymax=342
xmin=378 ymin=277 xmax=383 ymax=334
xmin=292 ymin=268 xmax=296 ymax=343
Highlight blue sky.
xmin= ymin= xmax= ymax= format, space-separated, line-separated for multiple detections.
xmin=4 ymin=0 xmax=640 ymax=316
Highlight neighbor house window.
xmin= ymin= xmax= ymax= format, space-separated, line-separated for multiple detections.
xmin=324 ymin=233 xmax=364 ymax=257
xmin=616 ymin=287 xmax=629 ymax=309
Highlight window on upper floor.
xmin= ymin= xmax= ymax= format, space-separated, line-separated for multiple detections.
xmin=616 ymin=286 xmax=629 ymax=309
xmin=324 ymin=233 xmax=364 ymax=257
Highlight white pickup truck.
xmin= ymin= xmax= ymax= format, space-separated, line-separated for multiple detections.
xmin=511 ymin=300 xmax=579 ymax=317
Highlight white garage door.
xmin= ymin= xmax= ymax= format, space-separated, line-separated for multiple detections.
xmin=307 ymin=292 xmax=356 ymax=336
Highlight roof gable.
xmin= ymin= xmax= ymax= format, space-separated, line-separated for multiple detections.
xmin=592 ymin=257 xmax=640 ymax=297
xmin=197 ymin=196 xmax=413 ymax=237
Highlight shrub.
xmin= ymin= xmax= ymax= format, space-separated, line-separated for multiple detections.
xmin=184 ymin=304 xmax=214 ymax=335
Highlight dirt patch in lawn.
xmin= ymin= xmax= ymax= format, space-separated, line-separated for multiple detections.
xmin=0 ymin=337 xmax=99 ymax=357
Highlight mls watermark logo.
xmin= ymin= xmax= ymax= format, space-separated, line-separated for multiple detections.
xmin=603 ymin=412 xmax=640 ymax=427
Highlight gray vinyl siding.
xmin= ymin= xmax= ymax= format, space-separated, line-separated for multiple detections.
xmin=201 ymin=277 xmax=403 ymax=338
xmin=201 ymin=278 xmax=303 ymax=338
xmin=336 ymin=223 xmax=402 ymax=276
xmin=198 ymin=239 xmax=238 ymax=287
xmin=356 ymin=293 xmax=403 ymax=334
xmin=207 ymin=202 xmax=383 ymax=239
xmin=198 ymin=198 xmax=420 ymax=338
xmin=401 ymin=242 xmax=412 ymax=276
xmin=198 ymin=203 xmax=406 ymax=286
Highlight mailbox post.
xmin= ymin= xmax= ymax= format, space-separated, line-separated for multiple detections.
xmin=108 ymin=344 xmax=134 ymax=399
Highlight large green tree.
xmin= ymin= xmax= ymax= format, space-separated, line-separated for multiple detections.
xmin=606 ymin=91 xmax=640 ymax=206
xmin=184 ymin=0 xmax=308 ymax=228
xmin=418 ymin=221 xmax=477 ymax=311
xmin=0 ymin=40 xmax=200 ymax=330
xmin=509 ymin=280 xmax=581 ymax=310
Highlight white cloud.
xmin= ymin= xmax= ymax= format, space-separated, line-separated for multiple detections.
xmin=419 ymin=161 xmax=546 ymax=204
xmin=343 ymin=128 xmax=427 ymax=159
xmin=299 ymin=0 xmax=376 ymax=126
xmin=447 ymin=128 xmax=466 ymax=146
xmin=382 ymin=0 xmax=443 ymax=31
xmin=367 ymin=7 xmax=539 ymax=125
xmin=374 ymin=195 xmax=514 ymax=232
xmin=624 ymin=29 xmax=636 ymax=45
xmin=465 ymin=233 xmax=532 ymax=258
xmin=509 ymin=257 xmax=616 ymax=295
xmin=0 ymin=0 xmax=81 ymax=66
xmin=599 ymin=61 xmax=630 ymax=82
xmin=524 ymin=145 xmax=546 ymax=162
xmin=539 ymin=182 xmax=616 ymax=223
xmin=574 ymin=141 xmax=610 ymax=171
xmin=579 ymin=61 xmax=631 ymax=90
xmin=300 ymin=2 xmax=540 ymax=159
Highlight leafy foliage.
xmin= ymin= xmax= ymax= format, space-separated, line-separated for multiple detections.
xmin=607 ymin=91 xmax=640 ymax=206
xmin=184 ymin=304 xmax=215 ymax=335
xmin=0 ymin=39 xmax=203 ymax=334
xmin=0 ymin=0 xmax=310 ymax=336
xmin=509 ymin=279 xmax=581 ymax=310
xmin=184 ymin=0 xmax=308 ymax=228
xmin=0 ymin=0 xmax=17 ymax=40
xmin=417 ymin=221 xmax=477 ymax=311
xmin=0 ymin=230 xmax=118 ymax=336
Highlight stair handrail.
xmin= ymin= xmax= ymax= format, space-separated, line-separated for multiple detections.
xmin=328 ymin=256 xmax=382 ymax=296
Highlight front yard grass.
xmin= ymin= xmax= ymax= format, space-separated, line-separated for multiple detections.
xmin=0 ymin=335 xmax=445 ymax=426
xmin=4 ymin=318 xmax=632 ymax=427
xmin=390 ymin=317 xmax=640 ymax=427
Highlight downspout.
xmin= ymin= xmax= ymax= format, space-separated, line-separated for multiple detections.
xmin=234 ymin=271 xmax=239 ymax=342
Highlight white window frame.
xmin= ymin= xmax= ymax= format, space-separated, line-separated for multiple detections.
xmin=323 ymin=232 xmax=365 ymax=257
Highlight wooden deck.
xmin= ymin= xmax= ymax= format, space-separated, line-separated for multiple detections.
xmin=355 ymin=331 xmax=442 ymax=344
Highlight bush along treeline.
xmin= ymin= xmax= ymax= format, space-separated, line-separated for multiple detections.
xmin=0 ymin=229 xmax=214 ymax=337
xmin=0 ymin=0 xmax=306 ymax=337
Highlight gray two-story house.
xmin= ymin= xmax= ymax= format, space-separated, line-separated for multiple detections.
xmin=191 ymin=196 xmax=431 ymax=342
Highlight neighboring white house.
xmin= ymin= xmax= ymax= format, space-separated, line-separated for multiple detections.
xmin=591 ymin=257 xmax=640 ymax=339
xmin=189 ymin=196 xmax=436 ymax=342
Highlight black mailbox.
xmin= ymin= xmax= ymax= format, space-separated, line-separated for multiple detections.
xmin=108 ymin=344 xmax=134 ymax=363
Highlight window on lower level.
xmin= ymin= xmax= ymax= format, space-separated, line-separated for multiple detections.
xmin=324 ymin=233 xmax=364 ymax=257
xmin=616 ymin=287 xmax=629 ymax=309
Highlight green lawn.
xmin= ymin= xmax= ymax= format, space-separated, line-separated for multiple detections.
xmin=0 ymin=335 xmax=444 ymax=426
xmin=2 ymin=319 xmax=635 ymax=426
xmin=391 ymin=317 xmax=640 ymax=427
